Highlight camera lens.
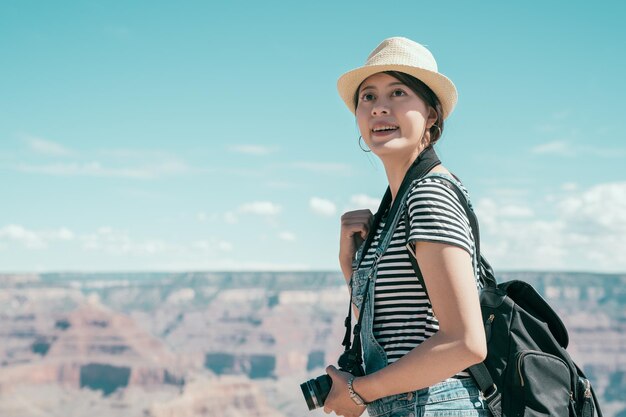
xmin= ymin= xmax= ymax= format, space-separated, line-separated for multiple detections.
xmin=300 ymin=374 xmax=332 ymax=410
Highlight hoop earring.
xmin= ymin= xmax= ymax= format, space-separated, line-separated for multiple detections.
xmin=358 ymin=136 xmax=371 ymax=153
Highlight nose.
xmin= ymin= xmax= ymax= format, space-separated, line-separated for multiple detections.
xmin=371 ymin=99 xmax=390 ymax=116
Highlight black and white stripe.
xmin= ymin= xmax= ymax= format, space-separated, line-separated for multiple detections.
xmin=359 ymin=175 xmax=480 ymax=377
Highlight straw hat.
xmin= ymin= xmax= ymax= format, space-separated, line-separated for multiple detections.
xmin=337 ymin=37 xmax=458 ymax=119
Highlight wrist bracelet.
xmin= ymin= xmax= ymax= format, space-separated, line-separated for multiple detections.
xmin=347 ymin=376 xmax=368 ymax=406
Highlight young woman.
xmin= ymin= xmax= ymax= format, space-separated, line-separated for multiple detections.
xmin=323 ymin=37 xmax=490 ymax=417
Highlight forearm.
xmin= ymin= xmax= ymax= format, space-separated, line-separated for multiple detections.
xmin=353 ymin=330 xmax=485 ymax=402
xmin=339 ymin=251 xmax=353 ymax=284
xmin=339 ymin=253 xmax=361 ymax=320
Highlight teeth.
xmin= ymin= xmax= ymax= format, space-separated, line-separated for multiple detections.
xmin=373 ymin=125 xmax=398 ymax=132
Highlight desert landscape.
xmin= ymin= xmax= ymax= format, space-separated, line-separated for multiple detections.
xmin=0 ymin=271 xmax=624 ymax=417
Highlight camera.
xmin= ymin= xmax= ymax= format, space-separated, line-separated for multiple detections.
xmin=300 ymin=350 xmax=365 ymax=411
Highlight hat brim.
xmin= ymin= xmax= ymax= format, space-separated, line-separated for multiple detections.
xmin=337 ymin=64 xmax=458 ymax=120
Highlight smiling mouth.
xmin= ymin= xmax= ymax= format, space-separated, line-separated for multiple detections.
xmin=371 ymin=125 xmax=399 ymax=134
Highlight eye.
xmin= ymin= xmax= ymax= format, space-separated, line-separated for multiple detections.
xmin=360 ymin=92 xmax=375 ymax=102
xmin=391 ymin=89 xmax=407 ymax=97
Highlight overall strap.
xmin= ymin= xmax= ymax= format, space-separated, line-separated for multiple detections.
xmin=342 ymin=146 xmax=440 ymax=356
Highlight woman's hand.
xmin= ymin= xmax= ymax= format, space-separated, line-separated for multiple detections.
xmin=323 ymin=366 xmax=367 ymax=417
xmin=339 ymin=209 xmax=374 ymax=280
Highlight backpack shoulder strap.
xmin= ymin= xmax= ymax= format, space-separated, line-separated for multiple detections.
xmin=403 ymin=174 xmax=502 ymax=417
xmin=403 ymin=174 xmax=496 ymax=289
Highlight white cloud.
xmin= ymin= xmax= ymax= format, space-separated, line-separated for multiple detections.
xmin=479 ymin=197 xmax=544 ymax=222
xmin=486 ymin=187 xmax=532 ymax=201
xmin=278 ymin=231 xmax=296 ymax=241
xmin=238 ymin=201 xmax=282 ymax=216
xmin=0 ymin=225 xmax=75 ymax=249
xmin=558 ymin=182 xmax=626 ymax=233
xmin=194 ymin=240 xmax=233 ymax=252
xmin=531 ymin=141 xmax=573 ymax=156
xmin=97 ymin=149 xmax=177 ymax=159
xmin=499 ymin=205 xmax=534 ymax=218
xmin=0 ymin=225 xmax=288 ymax=270
xmin=0 ymin=225 xmax=46 ymax=249
xmin=192 ymin=239 xmax=234 ymax=254
xmin=530 ymin=141 xmax=626 ymax=159
xmin=197 ymin=211 xmax=239 ymax=224
xmin=475 ymin=199 xmax=534 ymax=222
xmin=266 ymin=181 xmax=295 ymax=189
xmin=81 ymin=227 xmax=172 ymax=255
xmin=349 ymin=194 xmax=380 ymax=213
xmin=201 ymin=260 xmax=311 ymax=270
xmin=121 ymin=258 xmax=312 ymax=271
xmin=476 ymin=182 xmax=626 ymax=272
xmin=229 ymin=145 xmax=276 ymax=155
xmin=17 ymin=160 xmax=194 ymax=179
xmin=218 ymin=241 xmax=233 ymax=251
xmin=13 ymin=143 xmax=211 ymax=179
xmin=561 ymin=182 xmax=578 ymax=191
xmin=224 ymin=211 xmax=238 ymax=224
xmin=22 ymin=135 xmax=74 ymax=156
xmin=192 ymin=240 xmax=211 ymax=251
xmin=310 ymin=197 xmax=337 ymax=216
xmin=57 ymin=228 xmax=75 ymax=240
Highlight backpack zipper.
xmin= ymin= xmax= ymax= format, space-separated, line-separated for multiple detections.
xmin=584 ymin=378 xmax=591 ymax=398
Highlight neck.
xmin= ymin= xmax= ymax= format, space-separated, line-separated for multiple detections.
xmin=380 ymin=145 xmax=427 ymax=204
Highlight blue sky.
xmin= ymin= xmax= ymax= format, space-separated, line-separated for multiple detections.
xmin=1 ymin=1 xmax=625 ymax=272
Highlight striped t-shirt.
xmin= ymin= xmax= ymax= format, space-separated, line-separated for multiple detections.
xmin=358 ymin=173 xmax=481 ymax=376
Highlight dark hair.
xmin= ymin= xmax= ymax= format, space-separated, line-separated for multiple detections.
xmin=353 ymin=71 xmax=445 ymax=146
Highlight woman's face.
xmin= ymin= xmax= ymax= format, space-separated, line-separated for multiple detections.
xmin=356 ymin=72 xmax=436 ymax=158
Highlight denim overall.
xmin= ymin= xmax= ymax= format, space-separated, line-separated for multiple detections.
xmin=350 ymin=174 xmax=491 ymax=417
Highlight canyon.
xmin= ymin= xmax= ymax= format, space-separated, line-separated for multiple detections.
xmin=0 ymin=271 xmax=624 ymax=416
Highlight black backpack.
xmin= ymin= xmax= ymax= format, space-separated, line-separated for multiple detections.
xmin=403 ymin=175 xmax=603 ymax=417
